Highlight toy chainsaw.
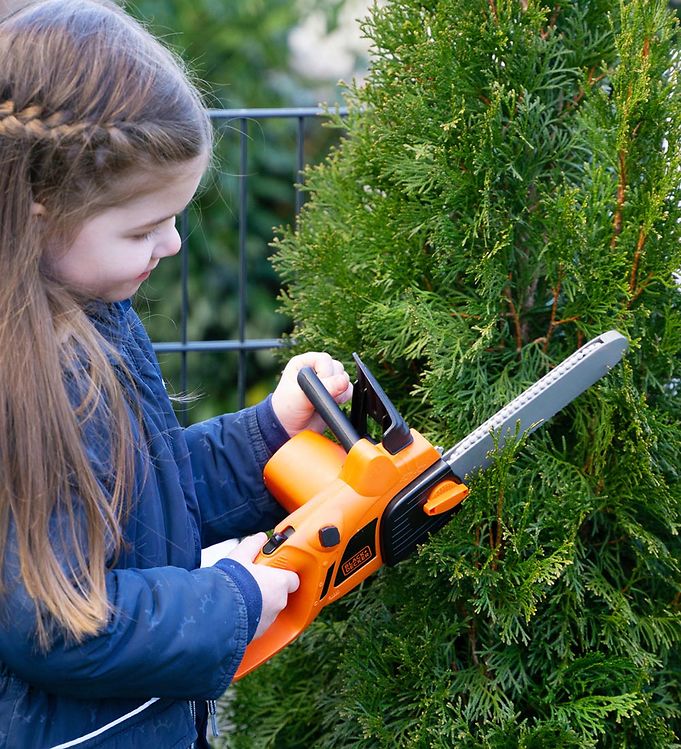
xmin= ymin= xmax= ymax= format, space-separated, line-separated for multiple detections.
xmin=234 ymin=330 xmax=628 ymax=680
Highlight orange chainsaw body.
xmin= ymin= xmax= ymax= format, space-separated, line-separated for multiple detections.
xmin=233 ymin=428 xmax=468 ymax=680
xmin=233 ymin=332 xmax=630 ymax=679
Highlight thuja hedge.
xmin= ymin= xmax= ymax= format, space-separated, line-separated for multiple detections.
xmin=224 ymin=1 xmax=681 ymax=746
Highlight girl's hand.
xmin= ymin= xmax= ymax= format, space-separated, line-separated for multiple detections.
xmin=271 ymin=351 xmax=353 ymax=437
xmin=227 ymin=533 xmax=300 ymax=640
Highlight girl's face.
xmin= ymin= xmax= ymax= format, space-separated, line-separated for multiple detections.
xmin=47 ymin=155 xmax=207 ymax=302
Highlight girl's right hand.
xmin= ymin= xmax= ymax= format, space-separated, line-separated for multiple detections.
xmin=227 ymin=533 xmax=300 ymax=640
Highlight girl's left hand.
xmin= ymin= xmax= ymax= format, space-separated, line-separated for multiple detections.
xmin=271 ymin=351 xmax=352 ymax=437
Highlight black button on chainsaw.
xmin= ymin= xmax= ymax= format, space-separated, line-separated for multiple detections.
xmin=262 ymin=526 xmax=295 ymax=555
xmin=318 ymin=525 xmax=341 ymax=548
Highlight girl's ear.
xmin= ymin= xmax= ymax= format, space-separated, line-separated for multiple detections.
xmin=30 ymin=202 xmax=47 ymax=216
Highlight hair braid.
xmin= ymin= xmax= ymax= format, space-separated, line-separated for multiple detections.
xmin=0 ymin=98 xmax=134 ymax=148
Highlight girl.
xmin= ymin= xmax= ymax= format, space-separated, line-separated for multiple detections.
xmin=0 ymin=1 xmax=351 ymax=747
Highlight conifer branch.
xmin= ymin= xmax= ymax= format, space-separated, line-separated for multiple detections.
xmin=611 ymin=149 xmax=627 ymax=246
xmin=535 ymin=321 xmax=581 ymax=350
xmin=612 ymin=38 xmax=649 ymax=248
xmin=584 ymin=456 xmax=593 ymax=476
xmin=540 ymin=4 xmax=561 ymax=41
xmin=567 ymin=68 xmax=607 ymax=112
xmin=542 ymin=270 xmax=562 ymax=352
xmin=629 ymin=230 xmax=645 ymax=291
xmin=624 ymin=223 xmax=654 ymax=307
xmin=554 ymin=315 xmax=580 ymax=326
xmin=487 ymin=0 xmax=498 ymax=25
xmin=504 ymin=280 xmax=523 ymax=354
xmin=468 ymin=619 xmax=479 ymax=666
xmin=491 ymin=486 xmax=505 ymax=570
xmin=450 ymin=312 xmax=482 ymax=320
xmin=605 ymin=535 xmax=627 ymax=546
xmin=627 ymin=272 xmax=654 ymax=308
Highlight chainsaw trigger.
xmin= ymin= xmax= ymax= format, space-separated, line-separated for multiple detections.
xmin=422 ymin=480 xmax=469 ymax=516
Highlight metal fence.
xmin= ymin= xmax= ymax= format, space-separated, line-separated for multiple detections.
xmin=151 ymin=106 xmax=346 ymax=423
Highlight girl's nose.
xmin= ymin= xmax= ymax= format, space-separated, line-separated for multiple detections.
xmin=154 ymin=225 xmax=182 ymax=259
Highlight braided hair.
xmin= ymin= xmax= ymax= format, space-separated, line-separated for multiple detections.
xmin=0 ymin=0 xmax=212 ymax=647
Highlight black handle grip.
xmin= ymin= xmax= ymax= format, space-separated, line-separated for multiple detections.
xmin=297 ymin=367 xmax=360 ymax=452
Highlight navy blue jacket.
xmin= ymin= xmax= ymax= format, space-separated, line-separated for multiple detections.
xmin=0 ymin=300 xmax=288 ymax=748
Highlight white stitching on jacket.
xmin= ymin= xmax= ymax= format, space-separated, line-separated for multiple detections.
xmin=48 ymin=698 xmax=160 ymax=748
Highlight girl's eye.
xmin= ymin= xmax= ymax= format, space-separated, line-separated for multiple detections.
xmin=131 ymin=217 xmax=176 ymax=242
xmin=132 ymin=228 xmax=158 ymax=242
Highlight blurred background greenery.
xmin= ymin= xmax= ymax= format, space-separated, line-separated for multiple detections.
xmin=124 ymin=0 xmax=368 ymax=421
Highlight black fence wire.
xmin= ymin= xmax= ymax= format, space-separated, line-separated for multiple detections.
xmin=151 ymin=106 xmax=347 ymax=424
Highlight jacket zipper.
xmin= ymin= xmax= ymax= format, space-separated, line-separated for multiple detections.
xmin=189 ymin=699 xmax=219 ymax=747
xmin=189 ymin=700 xmax=196 ymax=749
xmin=208 ymin=699 xmax=220 ymax=737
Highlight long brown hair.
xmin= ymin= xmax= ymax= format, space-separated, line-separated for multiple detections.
xmin=0 ymin=0 xmax=212 ymax=647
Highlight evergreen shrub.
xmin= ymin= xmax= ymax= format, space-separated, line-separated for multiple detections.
xmin=225 ymin=1 xmax=681 ymax=746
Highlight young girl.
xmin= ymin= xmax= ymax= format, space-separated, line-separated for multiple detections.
xmin=0 ymin=2 xmax=351 ymax=747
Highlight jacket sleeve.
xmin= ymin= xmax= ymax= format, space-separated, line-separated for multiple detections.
xmin=125 ymin=304 xmax=288 ymax=546
xmin=0 ymin=555 xmax=258 ymax=700
xmin=184 ymin=397 xmax=288 ymax=547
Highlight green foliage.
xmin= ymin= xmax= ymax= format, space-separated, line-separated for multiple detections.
xmin=224 ymin=0 xmax=681 ymax=746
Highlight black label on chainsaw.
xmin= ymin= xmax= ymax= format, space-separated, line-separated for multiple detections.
xmin=335 ymin=519 xmax=377 ymax=586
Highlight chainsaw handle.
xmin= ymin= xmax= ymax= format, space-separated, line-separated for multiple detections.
xmin=297 ymin=367 xmax=360 ymax=451
xmin=233 ymin=540 xmax=322 ymax=680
